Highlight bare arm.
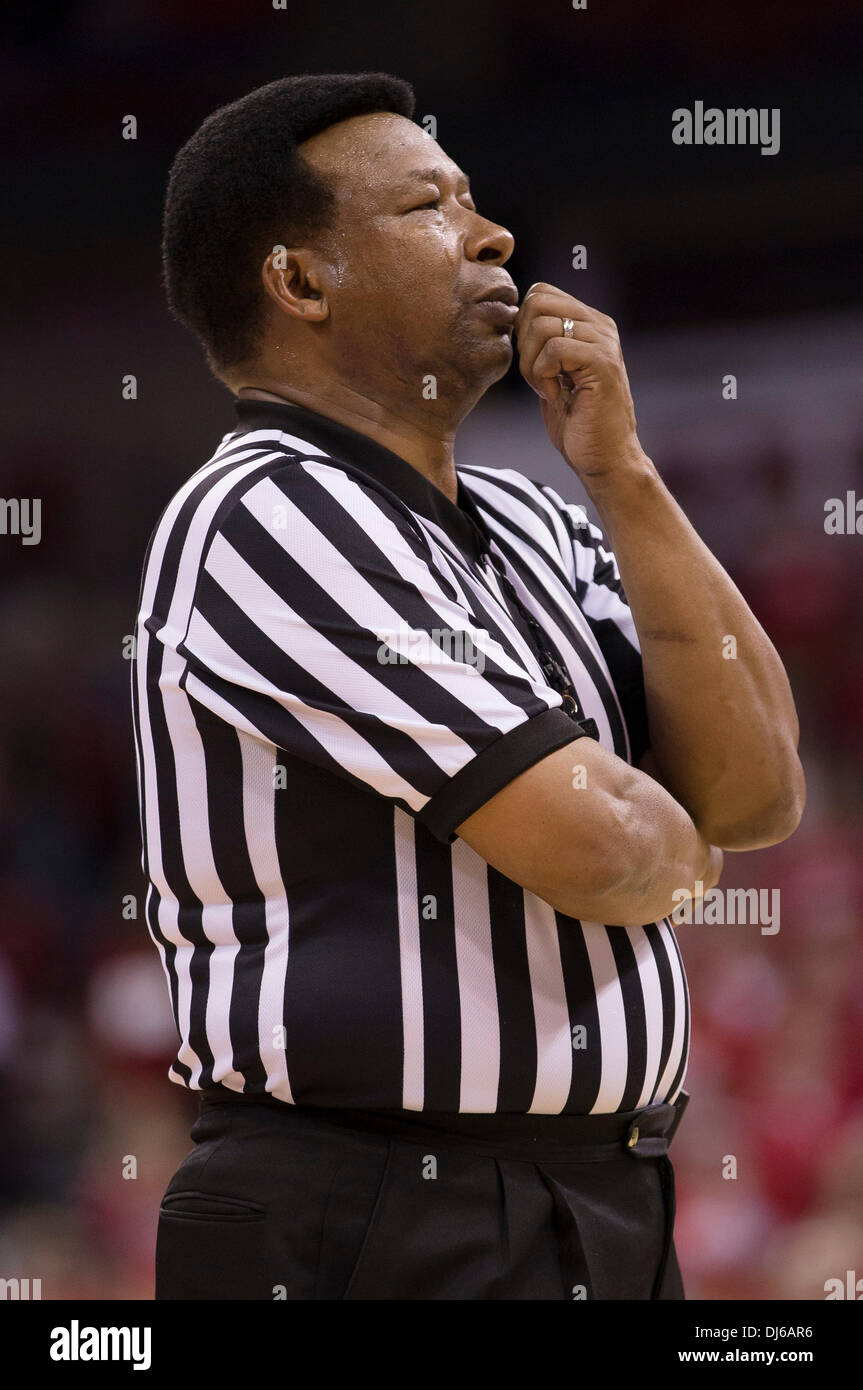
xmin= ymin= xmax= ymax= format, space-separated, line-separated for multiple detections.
xmin=457 ymin=736 xmax=722 ymax=928
xmin=514 ymin=284 xmax=805 ymax=851
xmin=588 ymin=457 xmax=804 ymax=849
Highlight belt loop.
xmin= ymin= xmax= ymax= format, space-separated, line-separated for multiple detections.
xmin=624 ymin=1092 xmax=690 ymax=1158
xmin=666 ymin=1090 xmax=690 ymax=1148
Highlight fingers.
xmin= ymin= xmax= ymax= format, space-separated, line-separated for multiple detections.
xmin=695 ymin=843 xmax=724 ymax=895
xmin=705 ymin=845 xmax=724 ymax=890
xmin=516 ymin=284 xmax=616 ymax=336
xmin=520 ymin=329 xmax=615 ymax=402
xmin=516 ymin=314 xmax=606 ymax=362
xmin=514 ymin=285 xmax=619 ymax=401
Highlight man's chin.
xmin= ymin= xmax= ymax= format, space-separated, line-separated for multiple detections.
xmin=445 ymin=322 xmax=514 ymax=394
xmin=484 ymin=331 xmax=515 ymax=375
xmin=474 ymin=322 xmax=514 ymax=357
xmin=458 ymin=340 xmax=513 ymax=396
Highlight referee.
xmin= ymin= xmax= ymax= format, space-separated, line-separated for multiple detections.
xmin=132 ymin=73 xmax=805 ymax=1300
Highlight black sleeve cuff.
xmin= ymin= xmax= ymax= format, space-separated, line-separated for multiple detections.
xmin=417 ymin=706 xmax=597 ymax=845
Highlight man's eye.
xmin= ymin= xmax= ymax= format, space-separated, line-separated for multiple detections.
xmin=409 ymin=198 xmax=440 ymax=212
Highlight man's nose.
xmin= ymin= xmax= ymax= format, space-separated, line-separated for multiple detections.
xmin=466 ymin=218 xmax=515 ymax=264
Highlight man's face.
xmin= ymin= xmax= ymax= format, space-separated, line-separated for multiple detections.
xmin=297 ymin=112 xmax=517 ymax=400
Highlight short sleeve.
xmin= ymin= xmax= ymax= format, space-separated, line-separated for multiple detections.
xmin=178 ymin=459 xmax=592 ymax=842
xmin=539 ymin=483 xmax=650 ymax=765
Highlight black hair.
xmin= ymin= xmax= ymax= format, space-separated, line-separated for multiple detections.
xmin=162 ymin=72 xmax=416 ymax=372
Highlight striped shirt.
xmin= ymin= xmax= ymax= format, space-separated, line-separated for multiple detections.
xmin=131 ymin=397 xmax=690 ymax=1115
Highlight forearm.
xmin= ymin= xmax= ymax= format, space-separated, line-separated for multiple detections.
xmin=512 ymin=283 xmax=804 ymax=847
xmin=587 ymin=453 xmax=805 ymax=849
xmin=459 ymin=737 xmax=723 ymax=929
xmin=552 ymin=765 xmax=723 ymax=928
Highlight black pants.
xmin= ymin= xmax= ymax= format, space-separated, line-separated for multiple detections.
xmin=156 ymin=1091 xmax=687 ymax=1300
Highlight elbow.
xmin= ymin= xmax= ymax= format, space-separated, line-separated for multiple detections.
xmin=769 ymin=762 xmax=807 ymax=841
xmin=539 ymin=855 xmax=633 ymax=925
xmin=540 ymin=787 xmax=659 ymax=926
xmin=699 ymin=755 xmax=807 ymax=851
xmin=544 ymin=868 xmax=650 ymax=929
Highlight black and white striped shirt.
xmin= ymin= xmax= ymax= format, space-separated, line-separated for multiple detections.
xmin=131 ymin=398 xmax=689 ymax=1115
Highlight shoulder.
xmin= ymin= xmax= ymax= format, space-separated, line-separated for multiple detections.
xmin=457 ymin=463 xmax=584 ymax=577
xmin=157 ymin=429 xmax=431 ymax=561
xmin=458 ymin=461 xmax=561 ymax=513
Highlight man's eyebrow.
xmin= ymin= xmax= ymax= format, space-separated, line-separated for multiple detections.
xmin=404 ymin=166 xmax=472 ymax=191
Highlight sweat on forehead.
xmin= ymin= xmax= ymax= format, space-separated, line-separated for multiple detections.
xmin=298 ymin=111 xmax=452 ymax=185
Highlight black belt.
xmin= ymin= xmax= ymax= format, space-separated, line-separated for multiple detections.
xmin=197 ymin=1086 xmax=690 ymax=1164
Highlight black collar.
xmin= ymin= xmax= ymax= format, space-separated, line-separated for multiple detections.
xmin=233 ymin=396 xmax=492 ymax=562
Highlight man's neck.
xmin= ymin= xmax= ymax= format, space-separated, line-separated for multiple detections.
xmin=235 ymin=380 xmax=463 ymax=506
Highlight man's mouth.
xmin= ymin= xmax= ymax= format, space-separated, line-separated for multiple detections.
xmin=473 ymin=282 xmax=519 ymax=328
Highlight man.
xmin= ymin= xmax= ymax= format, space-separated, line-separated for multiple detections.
xmin=133 ymin=72 xmax=804 ymax=1300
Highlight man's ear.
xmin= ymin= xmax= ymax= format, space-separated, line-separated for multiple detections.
xmin=260 ymin=247 xmax=330 ymax=323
